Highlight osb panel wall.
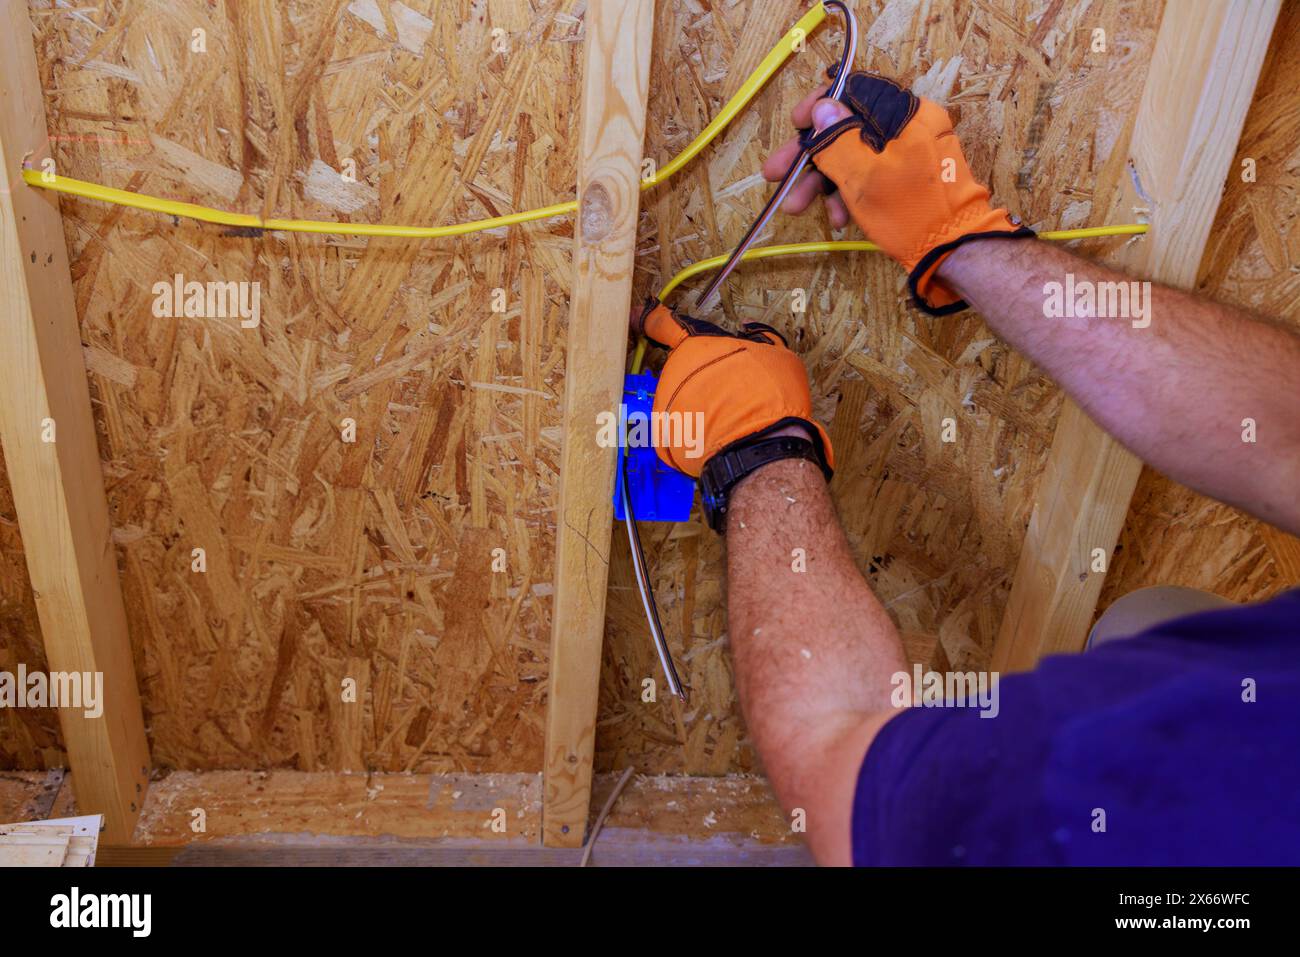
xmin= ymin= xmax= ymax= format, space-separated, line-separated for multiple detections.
xmin=7 ymin=0 xmax=585 ymax=772
xmin=597 ymin=0 xmax=1166 ymax=773
xmin=3 ymin=0 xmax=1291 ymax=779
xmin=1101 ymin=2 xmax=1300 ymax=610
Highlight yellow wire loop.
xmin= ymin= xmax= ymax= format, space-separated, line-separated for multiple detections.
xmin=630 ymin=224 xmax=1151 ymax=373
xmin=655 ymin=227 xmax=1149 ymax=301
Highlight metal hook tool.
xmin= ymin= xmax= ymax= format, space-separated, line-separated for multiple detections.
xmin=624 ymin=1 xmax=859 ymax=702
xmin=621 ymin=449 xmax=688 ymax=699
xmin=694 ymin=0 xmax=859 ymax=311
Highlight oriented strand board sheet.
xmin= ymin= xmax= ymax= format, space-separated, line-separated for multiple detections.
xmin=6 ymin=0 xmax=584 ymax=772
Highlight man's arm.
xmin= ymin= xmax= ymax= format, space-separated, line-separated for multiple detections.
xmin=771 ymin=81 xmax=1300 ymax=535
xmin=648 ymin=70 xmax=1300 ymax=869
xmin=629 ymin=302 xmax=907 ymax=866
xmin=937 ymin=239 xmax=1300 ymax=536
xmin=726 ymin=455 xmax=904 ymax=866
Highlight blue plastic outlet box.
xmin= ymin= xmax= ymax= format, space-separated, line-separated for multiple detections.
xmin=613 ymin=371 xmax=697 ymax=522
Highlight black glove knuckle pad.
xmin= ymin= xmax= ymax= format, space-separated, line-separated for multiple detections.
xmin=805 ymin=72 xmax=920 ymax=156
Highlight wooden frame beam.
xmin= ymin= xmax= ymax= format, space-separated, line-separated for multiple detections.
xmin=0 ymin=1 xmax=150 ymax=842
xmin=993 ymin=0 xmax=1282 ymax=672
xmin=97 ymin=842 xmax=811 ymax=867
xmin=1 ymin=769 xmax=804 ymax=864
xmin=543 ymin=0 xmax=656 ymax=848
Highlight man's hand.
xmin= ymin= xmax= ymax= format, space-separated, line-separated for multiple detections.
xmin=633 ymin=299 xmax=833 ymax=479
xmin=762 ymin=73 xmax=1033 ymax=314
xmin=632 ymin=300 xmax=905 ymax=866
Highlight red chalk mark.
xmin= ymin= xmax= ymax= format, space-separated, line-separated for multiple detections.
xmin=45 ymin=132 xmax=150 ymax=147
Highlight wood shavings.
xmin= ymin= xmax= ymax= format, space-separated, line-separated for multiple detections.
xmin=347 ymin=0 xmax=434 ymax=55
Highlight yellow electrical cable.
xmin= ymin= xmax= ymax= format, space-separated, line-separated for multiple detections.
xmin=656 ymin=226 xmax=1150 ymax=299
xmin=629 ymin=223 xmax=1150 ymax=373
xmin=20 ymin=4 xmax=828 ymax=239
xmin=642 ymin=3 xmax=827 ymax=191
xmin=1037 ymin=224 xmax=1149 ymax=242
xmin=657 ymin=240 xmax=876 ymax=299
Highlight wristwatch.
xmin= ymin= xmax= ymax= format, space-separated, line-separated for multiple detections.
xmin=699 ymin=421 xmax=833 ymax=533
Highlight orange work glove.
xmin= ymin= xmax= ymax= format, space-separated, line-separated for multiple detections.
xmin=634 ymin=299 xmax=833 ymax=499
xmin=803 ymin=72 xmax=1035 ymax=315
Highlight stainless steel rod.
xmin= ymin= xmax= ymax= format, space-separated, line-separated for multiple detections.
xmin=693 ymin=0 xmax=859 ymax=311
xmin=621 ymin=456 xmax=688 ymax=700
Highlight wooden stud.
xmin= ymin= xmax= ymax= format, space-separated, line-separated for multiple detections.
xmin=993 ymin=0 xmax=1282 ymax=673
xmin=0 ymin=1 xmax=150 ymax=842
xmin=543 ymin=0 xmax=656 ymax=847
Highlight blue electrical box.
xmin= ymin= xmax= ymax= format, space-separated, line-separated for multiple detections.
xmin=613 ymin=371 xmax=696 ymax=522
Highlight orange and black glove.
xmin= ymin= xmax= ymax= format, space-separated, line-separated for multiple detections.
xmin=635 ymin=300 xmax=833 ymax=531
xmin=803 ymin=73 xmax=1034 ymax=315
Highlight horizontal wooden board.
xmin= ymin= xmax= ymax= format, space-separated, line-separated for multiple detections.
xmin=0 ymin=768 xmax=795 ymax=849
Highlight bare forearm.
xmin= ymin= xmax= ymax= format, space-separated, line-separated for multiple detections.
xmin=726 ymin=457 xmax=904 ymax=864
xmin=939 ymin=239 xmax=1300 ymax=534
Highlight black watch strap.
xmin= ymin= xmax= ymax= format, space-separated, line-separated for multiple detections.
xmin=700 ymin=431 xmax=832 ymax=533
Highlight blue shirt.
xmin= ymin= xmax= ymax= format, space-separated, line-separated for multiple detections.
xmin=851 ymin=590 xmax=1300 ymax=865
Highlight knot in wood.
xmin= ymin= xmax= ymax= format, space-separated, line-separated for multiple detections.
xmin=580 ymin=181 xmax=615 ymax=241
